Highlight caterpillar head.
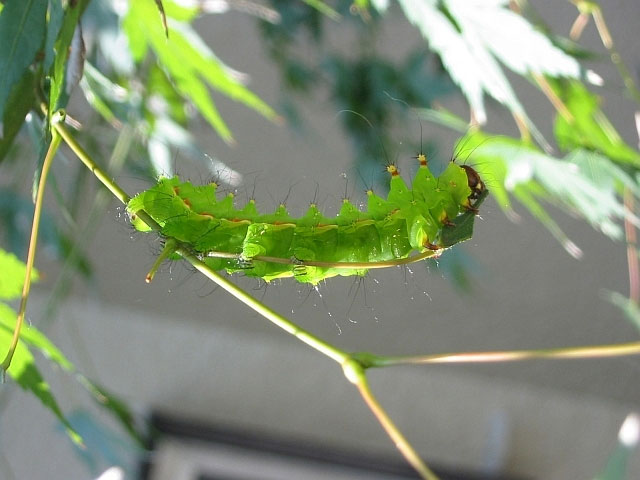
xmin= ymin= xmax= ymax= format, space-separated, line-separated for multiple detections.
xmin=460 ymin=164 xmax=485 ymax=200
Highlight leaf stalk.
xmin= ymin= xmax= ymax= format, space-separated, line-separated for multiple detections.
xmin=1 ymin=113 xmax=63 ymax=372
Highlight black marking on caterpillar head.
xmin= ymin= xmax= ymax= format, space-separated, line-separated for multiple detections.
xmin=460 ymin=164 xmax=485 ymax=200
xmin=449 ymin=134 xmax=490 ymax=211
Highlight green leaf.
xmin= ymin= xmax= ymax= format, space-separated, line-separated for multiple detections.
xmin=300 ymin=0 xmax=341 ymax=21
xmin=392 ymin=0 xmax=517 ymax=123
xmin=0 ymin=250 xmax=139 ymax=443
xmin=124 ymin=0 xmax=277 ymax=142
xmin=594 ymin=413 xmax=640 ymax=480
xmin=391 ymin=0 xmax=588 ymax=147
xmin=441 ymin=189 xmax=488 ymax=247
xmin=0 ymin=248 xmax=38 ymax=301
xmin=78 ymin=379 xmax=145 ymax=446
xmin=0 ymin=250 xmax=139 ymax=444
xmin=0 ymin=69 xmax=36 ymax=163
xmin=458 ymin=131 xmax=640 ymax=255
xmin=604 ymin=291 xmax=640 ymax=333
xmin=153 ymin=0 xmax=169 ymax=37
xmin=19 ymin=322 xmax=144 ymax=445
xmin=48 ymin=0 xmax=90 ymax=116
xmin=0 ymin=0 xmax=47 ymax=119
xmin=44 ymin=0 xmax=64 ymax=72
xmin=552 ymin=79 xmax=640 ymax=168
xmin=80 ymin=62 xmax=134 ymax=127
xmin=147 ymin=64 xmax=188 ymax=125
xmin=163 ymin=0 xmax=199 ymax=22
xmin=0 ymin=303 xmax=81 ymax=445
xmin=414 ymin=107 xmax=469 ymax=133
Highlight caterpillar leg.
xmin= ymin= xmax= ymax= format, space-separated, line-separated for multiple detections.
xmin=146 ymin=238 xmax=178 ymax=283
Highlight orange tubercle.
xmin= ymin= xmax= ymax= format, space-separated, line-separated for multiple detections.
xmin=386 ymin=165 xmax=399 ymax=176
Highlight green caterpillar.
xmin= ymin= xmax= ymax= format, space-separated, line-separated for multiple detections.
xmin=127 ymin=154 xmax=486 ymax=284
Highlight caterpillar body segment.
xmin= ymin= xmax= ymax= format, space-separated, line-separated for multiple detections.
xmin=127 ymin=159 xmax=485 ymax=285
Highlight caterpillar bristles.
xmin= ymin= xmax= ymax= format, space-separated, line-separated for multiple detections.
xmin=128 ymin=150 xmax=487 ymax=285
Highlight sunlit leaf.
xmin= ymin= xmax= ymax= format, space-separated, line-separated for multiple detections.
xmin=44 ymin=0 xmax=64 ymax=72
xmin=123 ymin=0 xmax=277 ymax=143
xmin=448 ymin=0 xmax=583 ymax=79
xmin=147 ymin=64 xmax=188 ymax=125
xmin=0 ymin=0 xmax=47 ymax=119
xmin=552 ymin=79 xmax=640 ymax=168
xmin=163 ymin=0 xmax=199 ymax=21
xmin=48 ymin=0 xmax=90 ymax=116
xmin=0 ymin=251 xmax=141 ymax=445
xmin=154 ymin=0 xmax=169 ymax=37
xmin=414 ymin=107 xmax=468 ymax=133
xmin=0 ymin=303 xmax=81 ymax=445
xmin=459 ymin=131 xmax=640 ymax=255
xmin=0 ymin=248 xmax=38 ymax=300
xmin=80 ymin=62 xmax=134 ymax=127
xmin=300 ymin=0 xmax=341 ymax=20
xmin=391 ymin=0 xmax=590 ymax=146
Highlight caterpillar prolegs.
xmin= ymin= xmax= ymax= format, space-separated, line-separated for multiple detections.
xmin=127 ymin=154 xmax=487 ymax=284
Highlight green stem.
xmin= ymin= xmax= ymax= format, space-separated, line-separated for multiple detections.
xmin=590 ymin=6 xmax=640 ymax=104
xmin=1 ymin=114 xmax=63 ymax=372
xmin=53 ymin=119 xmax=162 ymax=233
xmin=176 ymin=247 xmax=349 ymax=364
xmin=53 ymin=119 xmax=131 ymax=205
xmin=372 ymin=341 xmax=640 ymax=367
xmin=202 ymin=249 xmax=440 ymax=270
xmin=342 ymin=360 xmax=439 ymax=480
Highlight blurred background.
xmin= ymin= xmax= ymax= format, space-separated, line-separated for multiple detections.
xmin=1 ymin=0 xmax=640 ymax=479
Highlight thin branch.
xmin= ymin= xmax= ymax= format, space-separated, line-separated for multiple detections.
xmin=343 ymin=360 xmax=439 ymax=480
xmin=1 ymin=114 xmax=63 ymax=372
xmin=177 ymin=247 xmax=350 ymax=364
xmin=373 ymin=341 xmax=640 ymax=367
xmin=53 ymin=120 xmax=131 ymax=205
xmin=569 ymin=11 xmax=589 ymax=40
xmin=533 ymin=73 xmax=573 ymax=123
xmin=202 ymin=248 xmax=440 ymax=270
xmin=589 ymin=5 xmax=640 ymax=104
xmin=625 ymin=188 xmax=640 ymax=303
